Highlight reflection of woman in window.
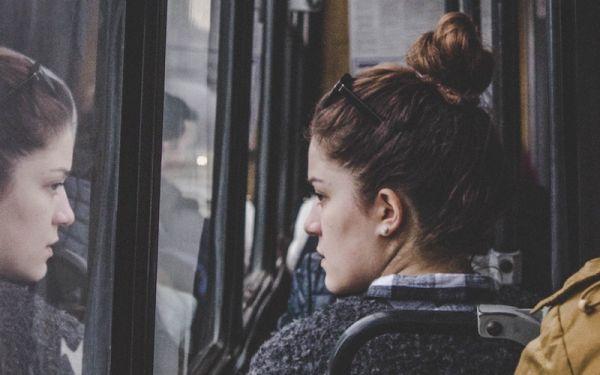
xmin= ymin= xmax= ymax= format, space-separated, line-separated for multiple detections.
xmin=0 ymin=47 xmax=83 ymax=374
xmin=249 ymin=13 xmax=533 ymax=374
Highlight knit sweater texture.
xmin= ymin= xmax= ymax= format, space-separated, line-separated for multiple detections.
xmin=248 ymin=279 xmax=537 ymax=375
xmin=0 ymin=279 xmax=83 ymax=374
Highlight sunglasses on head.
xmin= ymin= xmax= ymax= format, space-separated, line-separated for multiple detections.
xmin=0 ymin=61 xmax=56 ymax=105
xmin=321 ymin=73 xmax=384 ymax=124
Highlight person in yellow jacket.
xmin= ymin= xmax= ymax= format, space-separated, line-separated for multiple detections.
xmin=515 ymin=258 xmax=600 ymax=374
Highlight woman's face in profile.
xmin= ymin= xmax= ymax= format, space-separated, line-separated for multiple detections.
xmin=304 ymin=140 xmax=390 ymax=295
xmin=0 ymin=128 xmax=75 ymax=283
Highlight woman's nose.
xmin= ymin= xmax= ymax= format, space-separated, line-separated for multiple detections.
xmin=53 ymin=190 xmax=75 ymax=226
xmin=304 ymin=201 xmax=321 ymax=236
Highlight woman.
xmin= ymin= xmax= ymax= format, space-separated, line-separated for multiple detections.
xmin=0 ymin=47 xmax=83 ymax=373
xmin=516 ymin=257 xmax=600 ymax=374
xmin=249 ymin=13 xmax=532 ymax=374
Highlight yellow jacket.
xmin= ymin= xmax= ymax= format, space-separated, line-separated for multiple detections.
xmin=515 ymin=258 xmax=600 ymax=375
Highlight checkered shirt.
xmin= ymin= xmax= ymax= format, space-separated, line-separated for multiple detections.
xmin=366 ymin=273 xmax=499 ymax=311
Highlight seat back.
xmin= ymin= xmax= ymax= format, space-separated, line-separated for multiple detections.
xmin=328 ymin=305 xmax=542 ymax=375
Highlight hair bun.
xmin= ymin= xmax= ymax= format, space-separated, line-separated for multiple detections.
xmin=406 ymin=12 xmax=493 ymax=99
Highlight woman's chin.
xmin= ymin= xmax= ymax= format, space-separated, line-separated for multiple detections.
xmin=22 ymin=265 xmax=48 ymax=284
xmin=324 ymin=278 xmax=346 ymax=295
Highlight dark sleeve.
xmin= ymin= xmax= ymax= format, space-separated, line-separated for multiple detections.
xmin=286 ymin=248 xmax=335 ymax=323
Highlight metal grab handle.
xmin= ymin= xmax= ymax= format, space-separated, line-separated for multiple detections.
xmin=477 ymin=304 xmax=542 ymax=346
xmin=327 ymin=309 xmax=478 ymax=375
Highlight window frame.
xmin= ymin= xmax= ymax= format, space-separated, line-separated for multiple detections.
xmin=82 ymin=0 xmax=126 ymax=373
xmin=109 ymin=0 xmax=168 ymax=372
xmin=490 ymin=0 xmax=521 ymax=253
xmin=108 ymin=0 xmax=256 ymax=372
xmin=186 ymin=0 xmax=254 ymax=372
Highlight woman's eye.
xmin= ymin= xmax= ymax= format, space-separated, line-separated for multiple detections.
xmin=50 ymin=182 xmax=65 ymax=191
xmin=314 ymin=192 xmax=324 ymax=202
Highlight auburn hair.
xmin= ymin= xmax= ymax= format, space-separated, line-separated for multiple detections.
xmin=309 ymin=12 xmax=509 ymax=259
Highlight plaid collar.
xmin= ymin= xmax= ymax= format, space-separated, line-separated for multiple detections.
xmin=366 ymin=273 xmax=498 ymax=305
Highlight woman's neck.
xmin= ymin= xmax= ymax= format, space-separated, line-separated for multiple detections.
xmin=380 ymin=240 xmax=471 ymax=276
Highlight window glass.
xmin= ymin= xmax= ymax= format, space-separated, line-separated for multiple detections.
xmin=243 ymin=2 xmax=263 ymax=276
xmin=348 ymin=0 xmax=444 ymax=72
xmin=154 ymin=0 xmax=219 ymax=373
xmin=522 ymin=0 xmax=550 ymax=188
xmin=480 ymin=0 xmax=493 ymax=49
xmin=0 ymin=0 xmax=119 ymax=373
xmin=479 ymin=0 xmax=494 ymax=111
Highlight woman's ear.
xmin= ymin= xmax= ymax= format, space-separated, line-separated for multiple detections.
xmin=373 ymin=188 xmax=403 ymax=237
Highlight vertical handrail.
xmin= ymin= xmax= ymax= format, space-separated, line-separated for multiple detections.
xmin=212 ymin=0 xmax=254 ymax=364
xmin=546 ymin=0 xmax=569 ymax=290
xmin=252 ymin=0 xmax=288 ymax=272
xmin=491 ymin=0 xmax=520 ymax=254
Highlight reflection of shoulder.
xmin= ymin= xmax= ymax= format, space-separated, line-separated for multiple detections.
xmin=160 ymin=178 xmax=200 ymax=214
xmin=176 ymin=196 xmax=200 ymax=212
xmin=0 ymin=280 xmax=83 ymax=374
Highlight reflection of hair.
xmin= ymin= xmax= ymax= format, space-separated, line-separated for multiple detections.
xmin=310 ymin=13 xmax=509 ymax=259
xmin=163 ymin=93 xmax=196 ymax=141
xmin=0 ymin=47 xmax=77 ymax=195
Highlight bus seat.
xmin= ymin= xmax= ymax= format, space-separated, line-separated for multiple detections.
xmin=327 ymin=305 xmax=542 ymax=375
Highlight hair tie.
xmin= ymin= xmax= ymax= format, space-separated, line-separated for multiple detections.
xmin=414 ymin=71 xmax=480 ymax=106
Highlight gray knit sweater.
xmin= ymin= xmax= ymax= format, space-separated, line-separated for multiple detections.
xmin=0 ymin=280 xmax=83 ymax=374
xmin=248 ymin=276 xmax=537 ymax=375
